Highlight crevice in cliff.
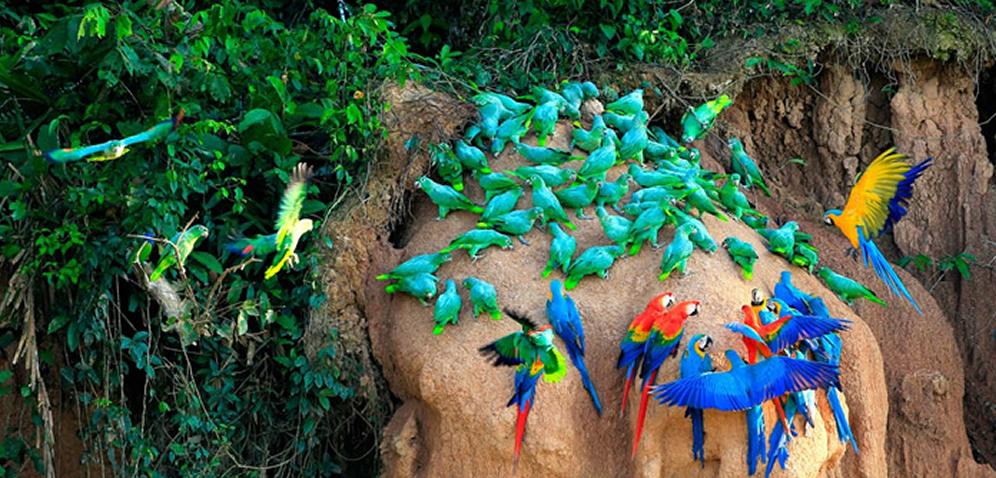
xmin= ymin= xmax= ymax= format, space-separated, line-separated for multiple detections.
xmin=386 ymin=191 xmax=417 ymax=249
xmin=977 ymin=68 xmax=996 ymax=179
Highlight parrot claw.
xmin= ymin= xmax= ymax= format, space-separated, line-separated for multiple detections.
xmin=517 ymin=236 xmax=530 ymax=246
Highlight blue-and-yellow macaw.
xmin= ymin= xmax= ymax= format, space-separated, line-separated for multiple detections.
xmin=546 ymin=280 xmax=602 ymax=415
xmin=45 ymin=111 xmax=184 ymax=164
xmin=823 ymin=148 xmax=932 ymax=314
xmin=679 ymin=334 xmax=714 ymax=467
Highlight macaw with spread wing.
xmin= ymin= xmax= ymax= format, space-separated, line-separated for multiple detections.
xmin=479 ymin=309 xmax=568 ymax=464
xmin=823 ymin=148 xmax=932 ymax=314
xmin=226 ymin=162 xmax=314 ymax=279
xmin=46 ymin=111 xmax=183 ymax=164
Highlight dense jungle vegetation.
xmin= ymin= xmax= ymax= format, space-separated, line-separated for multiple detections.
xmin=0 ymin=1 xmax=993 ymax=476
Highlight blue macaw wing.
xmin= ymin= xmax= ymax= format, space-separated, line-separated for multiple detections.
xmin=725 ymin=322 xmax=765 ymax=343
xmin=858 ymin=226 xmax=922 ymax=314
xmin=766 ymin=315 xmax=851 ymax=354
xmin=654 ymin=356 xmax=840 ymax=411
xmin=881 ymin=157 xmax=932 ymax=236
xmin=508 ymin=365 xmax=542 ymax=408
xmin=565 ymin=296 xmax=585 ymax=354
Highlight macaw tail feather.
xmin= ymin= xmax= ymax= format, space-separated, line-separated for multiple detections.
xmin=859 ymin=227 xmax=921 ymax=314
xmin=631 ymin=370 xmax=657 ymax=458
xmin=514 ymin=400 xmax=532 ymax=465
xmin=746 ymin=405 xmax=766 ymax=476
xmin=765 ymin=420 xmax=790 ymax=478
xmin=620 ymin=364 xmax=636 ymax=413
xmin=569 ymin=350 xmax=603 ymax=415
xmin=773 ymin=397 xmax=791 ymax=440
xmin=828 ymin=386 xmax=859 ymax=454
xmin=687 ymin=407 xmax=705 ymax=466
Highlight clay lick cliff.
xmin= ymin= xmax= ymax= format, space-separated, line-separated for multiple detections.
xmin=311 ymin=69 xmax=996 ymax=477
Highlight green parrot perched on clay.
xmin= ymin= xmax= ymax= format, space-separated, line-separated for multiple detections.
xmin=758 ymin=221 xmax=800 ymax=261
xmin=455 ymin=139 xmax=492 ymax=173
xmin=226 ymin=162 xmax=316 ymax=279
xmin=416 ymin=176 xmax=484 ymax=220
xmin=508 ymin=165 xmax=575 ymax=188
xmin=531 ymin=101 xmax=560 ymax=147
xmin=515 ymin=142 xmax=576 ymax=166
xmin=376 ymin=252 xmax=452 ymax=281
xmin=605 ymin=89 xmax=644 ymax=116
xmin=441 ymin=228 xmax=513 ymax=260
xmin=792 ymin=243 xmax=820 ymax=273
xmin=385 ymin=272 xmax=438 ymax=305
xmin=577 ymin=130 xmax=617 ymax=182
xmin=717 ymin=174 xmax=757 ymax=220
xmin=659 ymin=223 xmax=696 ymax=281
xmin=596 ymin=174 xmax=631 ymax=212
xmin=618 ymin=117 xmax=649 ymax=163
xmin=543 ymin=223 xmax=576 ymax=278
xmin=564 ymin=244 xmax=626 ymax=290
xmin=150 ymin=225 xmax=209 ymax=282
xmin=492 ymin=113 xmax=530 ymax=154
xmin=479 ymin=208 xmax=544 ymax=245
xmin=572 ymin=115 xmax=607 ymax=152
xmin=480 ymin=189 xmax=523 ymax=224
xmin=728 ymin=137 xmax=771 ymax=196
xmin=722 ymin=237 xmax=759 ymax=280
xmin=433 ymin=279 xmax=463 ymax=334
xmin=529 ymin=176 xmax=576 ymax=230
xmin=681 ymin=95 xmax=732 ymax=144
xmin=430 ymin=143 xmax=464 ymax=191
xmin=817 ymin=266 xmax=887 ymax=307
xmin=476 ymin=171 xmax=522 ymax=200
xmin=596 ymin=206 xmax=633 ymax=248
xmin=555 ymin=181 xmax=600 ymax=219
xmin=463 ymin=276 xmax=502 ymax=319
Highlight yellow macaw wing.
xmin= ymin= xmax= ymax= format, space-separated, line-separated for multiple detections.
xmin=842 ymin=148 xmax=911 ymax=237
xmin=274 ymin=162 xmax=312 ymax=244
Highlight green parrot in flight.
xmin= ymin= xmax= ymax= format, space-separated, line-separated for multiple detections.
xmin=46 ymin=110 xmax=184 ymax=164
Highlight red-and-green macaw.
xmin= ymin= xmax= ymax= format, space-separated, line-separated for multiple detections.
xmin=822 ymin=148 xmax=932 ymax=315
xmin=149 ymin=224 xmax=209 ymax=282
xmin=479 ymin=309 xmax=568 ymax=465
xmin=616 ymin=292 xmax=676 ymax=413
xmin=226 ymin=163 xmax=314 ymax=279
xmin=727 ymin=305 xmax=849 ymax=364
xmin=632 ymin=300 xmax=701 ymax=457
xmin=45 ymin=111 xmax=184 ymax=164
xmin=546 ymin=280 xmax=602 ymax=415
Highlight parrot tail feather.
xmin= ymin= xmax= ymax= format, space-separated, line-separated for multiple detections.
xmin=470 ymin=206 xmax=485 ymax=215
xmin=620 ymin=365 xmax=636 ymax=414
xmin=631 ymin=370 xmax=657 ymax=458
xmin=828 ymin=386 xmax=859 ymax=454
xmin=859 ymin=228 xmax=921 ymax=314
xmin=514 ymin=400 xmax=531 ymax=465
xmin=564 ymin=276 xmax=580 ymax=291
xmin=572 ymin=353 xmax=603 ymax=415
xmin=541 ymin=265 xmax=553 ymax=278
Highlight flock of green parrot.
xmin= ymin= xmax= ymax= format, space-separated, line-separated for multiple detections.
xmin=45 ymin=112 xmax=317 ymax=282
xmin=379 ymin=79 xmax=933 ymax=470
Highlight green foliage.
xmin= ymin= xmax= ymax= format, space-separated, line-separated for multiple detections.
xmin=0 ymin=1 xmax=412 ymax=475
xmin=900 ymin=251 xmax=976 ymax=292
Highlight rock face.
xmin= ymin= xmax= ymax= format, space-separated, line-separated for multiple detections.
xmin=367 ymin=125 xmax=889 ymax=477
xmin=721 ymin=62 xmax=996 ymax=476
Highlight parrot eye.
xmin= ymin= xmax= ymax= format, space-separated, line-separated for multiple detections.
xmin=823 ymin=216 xmax=834 ymax=226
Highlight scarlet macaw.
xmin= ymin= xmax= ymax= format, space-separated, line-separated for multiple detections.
xmin=479 ymin=309 xmax=568 ymax=464
xmin=823 ymin=148 xmax=932 ymax=314
xmin=617 ymin=292 xmax=676 ymax=413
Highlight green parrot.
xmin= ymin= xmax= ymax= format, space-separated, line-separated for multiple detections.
xmin=758 ymin=221 xmax=800 ymax=261
xmin=722 ymin=237 xmax=758 ymax=280
xmin=560 ymin=82 xmax=585 ymax=109
xmin=728 ymin=137 xmax=771 ymax=196
xmin=455 ymin=139 xmax=492 ymax=173
xmin=644 ymin=140 xmax=679 ymax=163
xmin=376 ymin=252 xmax=452 ymax=281
xmin=433 ymin=279 xmax=463 ymax=334
xmin=681 ymin=95 xmax=732 ymax=144
xmin=529 ymin=176 xmax=576 ymax=230
xmin=476 ymin=102 xmax=503 ymax=140
xmin=532 ymin=86 xmax=579 ymax=119
xmin=572 ymin=115 xmax=607 ymax=152
xmin=628 ymin=163 xmax=683 ymax=188
xmin=596 ymin=206 xmax=633 ymax=248
xmin=743 ymin=213 xmax=770 ymax=230
xmin=717 ymin=174 xmax=756 ymax=220
xmin=543 ymin=223 xmax=576 ymax=278
xmin=659 ymin=224 xmax=696 ymax=281
xmin=440 ymin=228 xmax=513 ymax=260
xmin=581 ymin=81 xmax=599 ymax=99
xmin=604 ymin=110 xmax=648 ymax=135
xmin=149 ymin=225 xmax=209 ymax=282
xmin=492 ymin=113 xmax=530 ymax=154
xmin=618 ymin=119 xmax=649 ymax=163
xmin=416 ymin=176 xmax=484 ymax=220
xmin=508 ymin=165 xmax=576 ymax=188
xmin=224 ymin=163 xmax=315 ymax=280
xmin=817 ymin=266 xmax=887 ymax=307
xmin=479 ymin=207 xmax=544 ymax=245
xmin=673 ymin=209 xmax=718 ymax=253
xmin=476 ymin=171 xmax=522 ymax=201
xmin=596 ymin=174 xmax=631 ymax=213
xmin=385 ymin=272 xmax=438 ymax=305
xmin=515 ymin=142 xmax=576 ymax=166
xmin=605 ymin=88 xmax=643 ymax=116
xmin=577 ymin=130 xmax=617 ymax=182
xmin=564 ymin=245 xmax=626 ymax=290
xmin=532 ymin=102 xmax=560 ymax=147
xmin=463 ymin=276 xmax=502 ymax=319
xmin=628 ymin=206 xmax=671 ymax=256
xmin=791 ymin=242 xmax=819 ymax=273
xmin=45 ymin=112 xmax=182 ymax=164
xmin=431 ymin=143 xmax=464 ymax=191
xmin=471 ymin=92 xmax=532 ymax=117
xmin=555 ymin=180 xmax=600 ymax=219
xmin=681 ymin=179 xmax=728 ymax=222
xmin=480 ymin=189 xmax=523 ymax=224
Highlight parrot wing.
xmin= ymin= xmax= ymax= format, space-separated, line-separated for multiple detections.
xmin=479 ymin=332 xmax=527 ymax=367
xmin=765 ymin=315 xmax=851 ymax=354
xmin=274 ymin=163 xmax=312 ymax=244
xmin=842 ymin=148 xmax=912 ymax=238
xmin=120 ymin=119 xmax=175 ymax=147
xmin=540 ymin=347 xmax=568 ymax=383
xmin=503 ymin=308 xmax=539 ymax=331
xmin=725 ymin=322 xmax=765 ymax=343
xmin=565 ymin=296 xmax=585 ymax=354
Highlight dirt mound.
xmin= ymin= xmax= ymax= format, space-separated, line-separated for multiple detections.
xmin=366 ymin=124 xmax=887 ymax=477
